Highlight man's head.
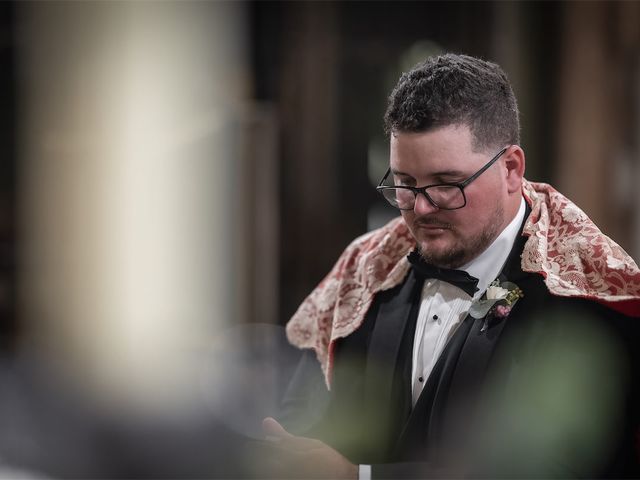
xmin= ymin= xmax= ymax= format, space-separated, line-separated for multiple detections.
xmin=384 ymin=53 xmax=520 ymax=150
xmin=382 ymin=54 xmax=525 ymax=268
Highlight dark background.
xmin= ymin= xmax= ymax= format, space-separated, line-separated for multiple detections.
xmin=249 ymin=1 xmax=638 ymax=324
xmin=0 ymin=1 xmax=637 ymax=477
xmin=1 ymin=1 xmax=639 ymax=341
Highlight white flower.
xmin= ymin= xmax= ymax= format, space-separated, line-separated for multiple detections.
xmin=486 ymin=285 xmax=509 ymax=300
xmin=470 ymin=280 xmax=524 ymax=321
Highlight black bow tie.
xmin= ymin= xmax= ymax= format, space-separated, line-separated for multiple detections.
xmin=407 ymin=250 xmax=479 ymax=297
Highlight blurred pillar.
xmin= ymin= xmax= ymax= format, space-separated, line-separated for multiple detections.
xmin=491 ymin=1 xmax=560 ymax=184
xmin=279 ymin=1 xmax=340 ymax=321
xmin=634 ymin=58 xmax=640 ymax=262
xmin=16 ymin=1 xmax=249 ymax=414
xmin=556 ymin=2 xmax=640 ymax=257
xmin=622 ymin=4 xmax=640 ymax=261
xmin=0 ymin=3 xmax=16 ymax=351
xmin=556 ymin=2 xmax=612 ymax=228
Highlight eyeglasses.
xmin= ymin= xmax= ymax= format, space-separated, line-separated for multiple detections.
xmin=376 ymin=146 xmax=509 ymax=211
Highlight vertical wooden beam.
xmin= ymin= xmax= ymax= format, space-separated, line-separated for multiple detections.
xmin=556 ymin=2 xmax=619 ymax=238
xmin=279 ymin=2 xmax=340 ymax=320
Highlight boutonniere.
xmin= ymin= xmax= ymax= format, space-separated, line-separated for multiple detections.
xmin=469 ymin=279 xmax=524 ymax=331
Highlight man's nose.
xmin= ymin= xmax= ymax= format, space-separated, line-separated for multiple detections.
xmin=413 ymin=192 xmax=440 ymax=215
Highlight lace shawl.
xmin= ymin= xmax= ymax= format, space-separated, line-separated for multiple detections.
xmin=286 ymin=180 xmax=640 ymax=386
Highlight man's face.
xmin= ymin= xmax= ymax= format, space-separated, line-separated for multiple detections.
xmin=390 ymin=124 xmax=510 ymax=269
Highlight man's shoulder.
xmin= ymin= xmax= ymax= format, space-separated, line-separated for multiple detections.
xmin=513 ymin=269 xmax=637 ymax=331
xmin=331 ymin=217 xmax=415 ymax=284
xmin=521 ymin=179 xmax=640 ymax=318
xmin=285 ymin=217 xmax=415 ymax=376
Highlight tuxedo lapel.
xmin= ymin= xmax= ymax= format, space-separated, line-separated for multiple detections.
xmin=395 ymin=206 xmax=535 ymax=459
xmin=363 ymin=270 xmax=422 ymax=454
xmin=438 ymin=210 xmax=532 ymax=437
xmin=393 ymin=313 xmax=475 ymax=459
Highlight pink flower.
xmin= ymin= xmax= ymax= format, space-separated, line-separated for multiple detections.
xmin=493 ymin=305 xmax=512 ymax=318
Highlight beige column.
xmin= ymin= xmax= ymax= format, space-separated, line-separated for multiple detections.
xmin=16 ymin=1 xmax=249 ymax=415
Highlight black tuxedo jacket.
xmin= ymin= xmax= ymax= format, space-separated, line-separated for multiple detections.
xmin=280 ymin=230 xmax=640 ymax=478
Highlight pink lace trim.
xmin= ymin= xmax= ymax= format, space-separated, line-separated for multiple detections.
xmin=286 ymin=180 xmax=640 ymax=386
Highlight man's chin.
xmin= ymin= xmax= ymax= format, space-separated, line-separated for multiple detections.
xmin=416 ymin=235 xmax=453 ymax=255
xmin=416 ymin=241 xmax=467 ymax=269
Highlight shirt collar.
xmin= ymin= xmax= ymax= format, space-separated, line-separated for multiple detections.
xmin=460 ymin=197 xmax=526 ymax=299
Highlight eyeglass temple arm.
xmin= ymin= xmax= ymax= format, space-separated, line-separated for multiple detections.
xmin=378 ymin=167 xmax=391 ymax=187
xmin=378 ymin=146 xmax=508 ymax=189
xmin=459 ymin=147 xmax=508 ymax=188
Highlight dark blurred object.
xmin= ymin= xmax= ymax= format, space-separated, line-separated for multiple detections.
xmin=0 ymin=324 xmax=302 ymax=478
xmin=0 ymin=2 xmax=16 ymax=353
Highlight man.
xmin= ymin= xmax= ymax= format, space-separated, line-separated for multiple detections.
xmin=261 ymin=54 xmax=640 ymax=478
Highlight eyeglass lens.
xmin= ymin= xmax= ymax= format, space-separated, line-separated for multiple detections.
xmin=384 ymin=185 xmax=464 ymax=210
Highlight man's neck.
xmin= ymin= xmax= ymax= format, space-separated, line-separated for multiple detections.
xmin=460 ymin=197 xmax=527 ymax=297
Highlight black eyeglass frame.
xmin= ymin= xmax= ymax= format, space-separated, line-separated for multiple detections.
xmin=376 ymin=146 xmax=509 ymax=211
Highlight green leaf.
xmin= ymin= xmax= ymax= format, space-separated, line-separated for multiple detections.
xmin=469 ymin=298 xmax=499 ymax=319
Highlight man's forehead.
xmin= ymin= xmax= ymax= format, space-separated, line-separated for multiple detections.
xmin=389 ymin=128 xmax=489 ymax=180
xmin=390 ymin=126 xmax=494 ymax=160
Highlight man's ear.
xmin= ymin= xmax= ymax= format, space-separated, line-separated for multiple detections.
xmin=504 ymin=145 xmax=526 ymax=194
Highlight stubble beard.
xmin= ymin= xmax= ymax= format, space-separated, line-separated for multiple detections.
xmin=415 ymin=203 xmax=505 ymax=269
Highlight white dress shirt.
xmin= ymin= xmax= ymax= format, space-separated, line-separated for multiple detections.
xmin=360 ymin=197 xmax=526 ymax=479
xmin=410 ymin=197 xmax=526 ymax=405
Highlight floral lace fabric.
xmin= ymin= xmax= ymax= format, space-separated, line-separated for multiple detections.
xmin=286 ymin=179 xmax=640 ymax=386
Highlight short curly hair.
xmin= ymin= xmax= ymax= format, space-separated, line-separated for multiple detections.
xmin=383 ymin=53 xmax=520 ymax=151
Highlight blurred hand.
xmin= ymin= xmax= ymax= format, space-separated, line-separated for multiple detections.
xmin=260 ymin=417 xmax=357 ymax=479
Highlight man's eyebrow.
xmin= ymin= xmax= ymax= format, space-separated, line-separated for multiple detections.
xmin=390 ymin=168 xmax=413 ymax=177
xmin=390 ymin=168 xmax=467 ymax=180
xmin=432 ymin=169 xmax=467 ymax=179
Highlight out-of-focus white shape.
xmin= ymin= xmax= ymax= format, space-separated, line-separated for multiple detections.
xmin=17 ymin=1 xmax=248 ymax=417
xmin=0 ymin=458 xmax=48 ymax=479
